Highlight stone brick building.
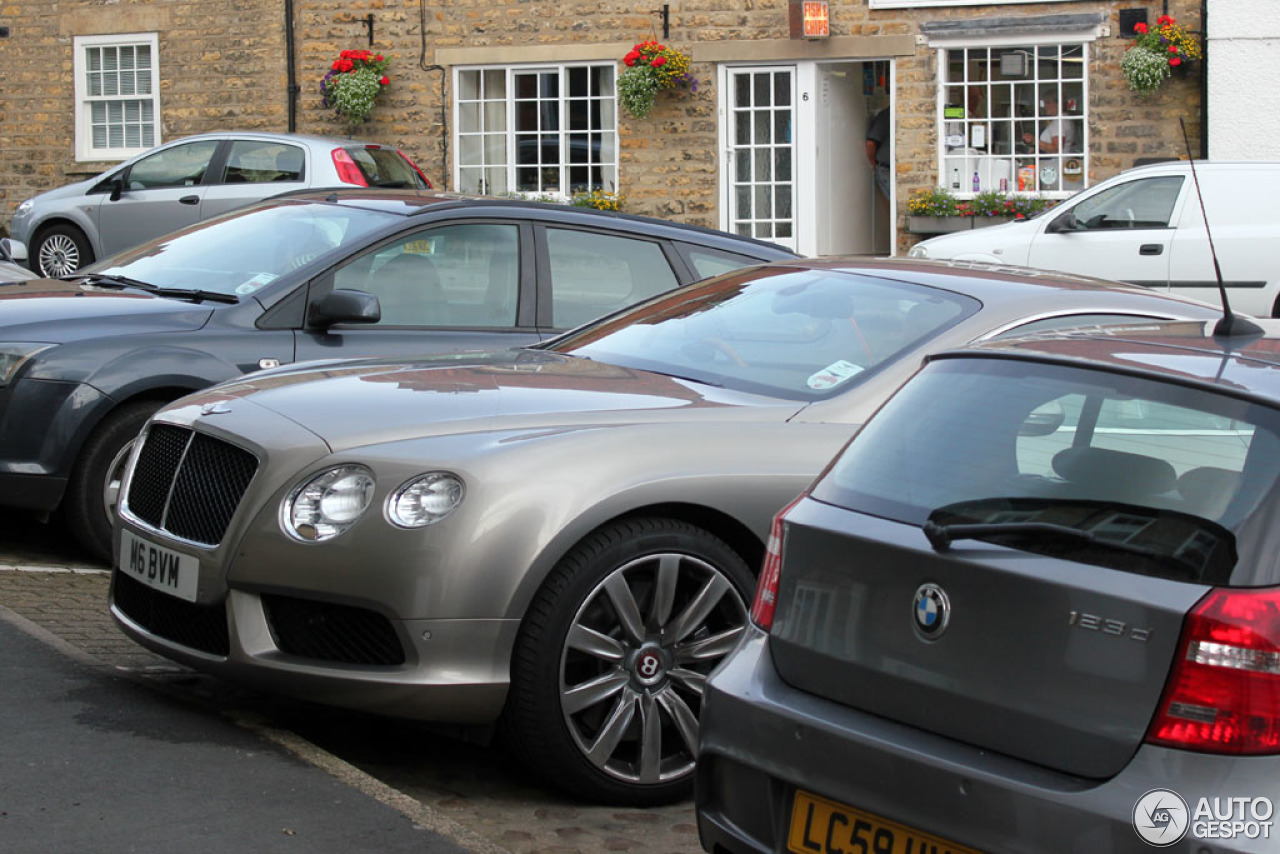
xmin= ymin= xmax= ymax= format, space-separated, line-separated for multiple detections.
xmin=0 ymin=0 xmax=1205 ymax=257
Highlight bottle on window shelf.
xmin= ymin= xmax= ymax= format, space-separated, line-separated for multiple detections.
xmin=972 ymin=171 xmax=980 ymax=192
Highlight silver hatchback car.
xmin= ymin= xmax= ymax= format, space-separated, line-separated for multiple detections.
xmin=697 ymin=316 xmax=1280 ymax=853
xmin=9 ymin=131 xmax=431 ymax=277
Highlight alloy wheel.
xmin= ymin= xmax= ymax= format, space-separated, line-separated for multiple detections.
xmin=38 ymin=233 xmax=82 ymax=277
xmin=558 ymin=551 xmax=748 ymax=785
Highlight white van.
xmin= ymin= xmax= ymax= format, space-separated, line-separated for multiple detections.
xmin=907 ymin=161 xmax=1280 ymax=317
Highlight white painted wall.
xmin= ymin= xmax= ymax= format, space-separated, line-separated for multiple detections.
xmin=1208 ymin=0 xmax=1280 ymax=159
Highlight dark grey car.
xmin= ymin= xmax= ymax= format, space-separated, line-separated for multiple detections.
xmin=697 ymin=318 xmax=1280 ymax=853
xmin=0 ymin=189 xmax=793 ymax=561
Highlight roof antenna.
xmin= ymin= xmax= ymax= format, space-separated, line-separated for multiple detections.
xmin=1179 ymin=118 xmax=1263 ymax=339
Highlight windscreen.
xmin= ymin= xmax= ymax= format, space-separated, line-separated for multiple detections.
xmin=549 ymin=268 xmax=976 ymax=401
xmin=90 ymin=201 xmax=395 ymax=297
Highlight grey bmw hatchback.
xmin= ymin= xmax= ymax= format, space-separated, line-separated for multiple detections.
xmin=697 ymin=317 xmax=1280 ymax=853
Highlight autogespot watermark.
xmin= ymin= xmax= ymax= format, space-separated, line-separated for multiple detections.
xmin=1133 ymin=789 xmax=1274 ymax=846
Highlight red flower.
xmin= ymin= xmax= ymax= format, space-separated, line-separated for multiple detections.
xmin=1169 ymin=57 xmax=1182 ymax=67
xmin=651 ymin=56 xmax=667 ymax=67
xmin=380 ymin=76 xmax=390 ymax=85
xmin=1133 ymin=22 xmax=1148 ymax=34
xmin=375 ymin=55 xmax=384 ymax=62
xmin=1168 ymin=45 xmax=1178 ymax=53
xmin=339 ymin=59 xmax=354 ymax=72
xmin=624 ymin=50 xmax=640 ymax=66
xmin=1157 ymin=14 xmax=1174 ymax=27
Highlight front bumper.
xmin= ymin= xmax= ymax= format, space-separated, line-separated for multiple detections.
xmin=110 ymin=563 xmax=517 ymax=722
xmin=0 ymin=377 xmax=108 ymax=512
xmin=697 ymin=629 xmax=1280 ymax=854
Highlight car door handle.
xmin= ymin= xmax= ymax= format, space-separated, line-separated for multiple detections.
xmin=1139 ymin=244 xmax=1164 ymax=256
xmin=178 ymin=195 xmax=200 ymax=205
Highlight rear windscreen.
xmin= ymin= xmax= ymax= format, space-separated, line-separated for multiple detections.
xmin=347 ymin=147 xmax=428 ymax=189
xmin=811 ymin=357 xmax=1280 ymax=585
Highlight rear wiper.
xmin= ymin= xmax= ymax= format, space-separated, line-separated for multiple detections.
xmin=923 ymin=519 xmax=1178 ymax=564
xmin=80 ymin=274 xmax=238 ymax=304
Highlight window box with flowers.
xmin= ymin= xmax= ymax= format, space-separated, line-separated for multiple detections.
xmin=1121 ymin=15 xmax=1201 ymax=97
xmin=907 ymin=188 xmax=1056 ymax=234
xmin=321 ymin=49 xmax=391 ymax=125
xmin=617 ymin=40 xmax=697 ymax=120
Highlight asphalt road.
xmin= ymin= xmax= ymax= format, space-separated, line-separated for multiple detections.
xmin=0 ymin=512 xmax=703 ymax=854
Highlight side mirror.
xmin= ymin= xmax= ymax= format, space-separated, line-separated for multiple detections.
xmin=0 ymin=238 xmax=27 ymax=264
xmin=108 ymin=177 xmax=124 ymax=202
xmin=309 ymin=288 xmax=381 ymax=328
xmin=1046 ymin=211 xmax=1079 ymax=234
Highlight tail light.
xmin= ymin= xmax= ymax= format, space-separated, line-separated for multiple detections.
xmin=1146 ymin=587 xmax=1280 ymax=754
xmin=398 ymin=150 xmax=433 ymax=188
xmin=749 ymin=494 xmax=806 ymax=631
xmin=331 ymin=149 xmax=369 ymax=186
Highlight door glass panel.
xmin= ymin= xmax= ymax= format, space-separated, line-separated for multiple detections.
xmin=126 ymin=141 xmax=219 ymax=189
xmin=726 ymin=68 xmax=796 ymax=252
xmin=547 ymin=229 xmax=678 ymax=328
xmin=334 ymin=224 xmax=521 ymax=328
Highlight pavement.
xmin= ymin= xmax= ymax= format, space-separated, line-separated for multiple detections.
xmin=0 ymin=522 xmax=703 ymax=854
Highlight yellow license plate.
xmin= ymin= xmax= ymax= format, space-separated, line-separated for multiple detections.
xmin=788 ymin=790 xmax=983 ymax=854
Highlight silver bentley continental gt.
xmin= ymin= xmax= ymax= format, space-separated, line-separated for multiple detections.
xmin=108 ymin=257 xmax=1224 ymax=805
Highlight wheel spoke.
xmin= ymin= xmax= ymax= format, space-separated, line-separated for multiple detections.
xmin=586 ymin=692 xmax=638 ymax=768
xmin=668 ymin=666 xmax=709 ymax=697
xmin=567 ymin=623 xmax=626 ymax=663
xmin=666 ymin=573 xmax=733 ymax=643
xmin=656 ymin=686 xmax=701 ymax=756
xmin=562 ymin=668 xmax=629 ymax=715
xmin=604 ymin=573 xmax=646 ymax=645
xmin=638 ymin=692 xmax=663 ymax=784
xmin=649 ymin=554 xmax=680 ymax=629
xmin=675 ymin=625 xmax=745 ymax=662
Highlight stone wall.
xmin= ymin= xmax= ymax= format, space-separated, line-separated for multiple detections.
xmin=0 ymin=0 xmax=288 ymax=232
xmin=1 ymin=0 xmax=1205 ymax=249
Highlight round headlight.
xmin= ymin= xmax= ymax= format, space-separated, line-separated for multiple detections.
xmin=908 ymin=244 xmax=929 ymax=259
xmin=282 ymin=465 xmax=376 ymax=542
xmin=388 ymin=472 xmax=465 ymax=528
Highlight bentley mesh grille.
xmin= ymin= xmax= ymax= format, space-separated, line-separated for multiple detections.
xmin=112 ymin=570 xmax=230 ymax=656
xmin=263 ymin=594 xmax=406 ymax=666
xmin=125 ymin=424 xmax=257 ymax=547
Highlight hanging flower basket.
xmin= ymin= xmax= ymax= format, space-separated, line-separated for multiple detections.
xmin=617 ymin=40 xmax=697 ymax=120
xmin=1121 ymin=16 xmax=1202 ymax=97
xmin=321 ymin=49 xmax=391 ymax=125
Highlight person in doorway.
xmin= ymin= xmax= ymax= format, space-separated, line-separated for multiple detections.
xmin=1022 ymin=93 xmax=1076 ymax=154
xmin=865 ymin=107 xmax=891 ymax=198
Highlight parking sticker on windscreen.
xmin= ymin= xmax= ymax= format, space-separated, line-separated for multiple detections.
xmin=808 ymin=360 xmax=864 ymax=391
xmin=236 ymin=273 xmax=278 ymax=295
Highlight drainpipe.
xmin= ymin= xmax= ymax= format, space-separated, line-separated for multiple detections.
xmin=1200 ymin=0 xmax=1208 ymax=158
xmin=285 ymin=0 xmax=299 ymax=132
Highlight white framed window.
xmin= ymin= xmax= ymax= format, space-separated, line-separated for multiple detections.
xmin=936 ymin=41 xmax=1089 ymax=198
xmin=73 ymin=33 xmax=161 ymax=162
xmin=454 ymin=63 xmax=618 ymax=197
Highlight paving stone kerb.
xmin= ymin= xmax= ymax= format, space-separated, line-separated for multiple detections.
xmin=0 ymin=562 xmax=702 ymax=854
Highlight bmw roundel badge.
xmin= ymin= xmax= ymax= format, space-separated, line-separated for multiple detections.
xmin=912 ymin=583 xmax=951 ymax=641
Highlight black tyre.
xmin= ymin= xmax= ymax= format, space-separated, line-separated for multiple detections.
xmin=34 ymin=224 xmax=94 ymax=278
xmin=505 ymin=517 xmax=753 ymax=805
xmin=64 ymin=401 xmax=162 ymax=564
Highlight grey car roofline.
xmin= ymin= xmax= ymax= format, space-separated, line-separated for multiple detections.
xmin=923 ymin=343 xmax=1280 ymax=409
xmin=265 ymin=188 xmax=799 ymax=253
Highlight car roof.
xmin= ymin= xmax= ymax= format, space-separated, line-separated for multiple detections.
xmin=263 ymin=188 xmax=801 ymax=255
xmin=779 ymin=255 xmax=1230 ymax=314
xmin=156 ymin=131 xmax=405 ymax=149
xmin=925 ymin=316 xmax=1280 ymax=405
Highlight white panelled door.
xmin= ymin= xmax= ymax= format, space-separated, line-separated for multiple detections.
xmin=721 ymin=67 xmax=797 ymax=252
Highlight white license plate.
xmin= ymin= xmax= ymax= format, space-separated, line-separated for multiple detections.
xmin=119 ymin=529 xmax=200 ymax=602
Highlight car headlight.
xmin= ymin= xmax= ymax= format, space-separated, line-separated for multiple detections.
xmin=388 ymin=472 xmax=465 ymax=528
xmin=282 ymin=465 xmax=376 ymax=542
xmin=15 ymin=199 xmax=33 ymax=215
xmin=908 ymin=244 xmax=929 ymax=259
xmin=0 ymin=343 xmax=54 ymax=387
